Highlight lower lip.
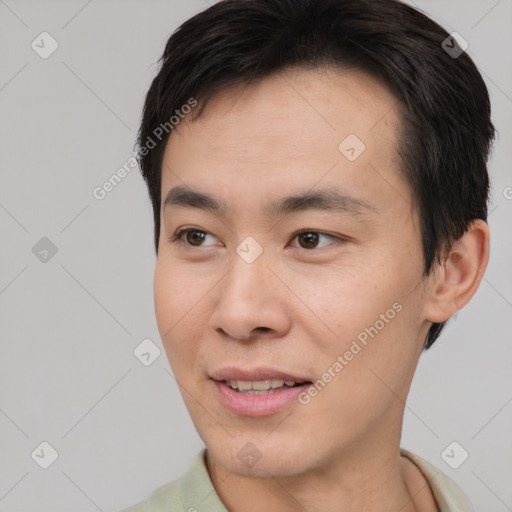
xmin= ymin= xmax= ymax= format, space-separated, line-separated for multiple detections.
xmin=213 ymin=380 xmax=311 ymax=417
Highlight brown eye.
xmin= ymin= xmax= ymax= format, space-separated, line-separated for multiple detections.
xmin=169 ymin=228 xmax=219 ymax=248
xmin=298 ymin=232 xmax=320 ymax=249
xmin=292 ymin=231 xmax=338 ymax=250
xmin=185 ymin=230 xmax=207 ymax=246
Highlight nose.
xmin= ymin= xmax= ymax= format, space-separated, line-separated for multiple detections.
xmin=209 ymin=248 xmax=292 ymax=342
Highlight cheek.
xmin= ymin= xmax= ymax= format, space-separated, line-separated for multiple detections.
xmin=153 ymin=259 xmax=209 ymax=366
xmin=321 ymin=295 xmax=420 ymax=414
xmin=154 ymin=255 xmax=208 ymax=325
xmin=286 ymin=259 xmax=403 ymax=346
xmin=297 ymin=305 xmax=420 ymax=445
xmin=287 ymin=254 xmax=422 ymax=400
xmin=154 ymin=261 xmax=179 ymax=333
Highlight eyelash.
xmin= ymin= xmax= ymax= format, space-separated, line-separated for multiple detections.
xmin=168 ymin=227 xmax=346 ymax=250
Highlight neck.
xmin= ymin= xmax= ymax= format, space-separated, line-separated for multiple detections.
xmin=206 ymin=414 xmax=438 ymax=512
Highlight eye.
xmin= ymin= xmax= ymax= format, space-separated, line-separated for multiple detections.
xmin=169 ymin=228 xmax=219 ymax=247
xmin=168 ymin=228 xmax=343 ymax=251
xmin=291 ymin=230 xmax=337 ymax=250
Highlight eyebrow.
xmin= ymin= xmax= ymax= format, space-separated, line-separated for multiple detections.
xmin=163 ymin=185 xmax=376 ymax=217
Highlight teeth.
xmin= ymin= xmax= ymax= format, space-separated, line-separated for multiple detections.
xmin=237 ymin=380 xmax=253 ymax=391
xmin=225 ymin=379 xmax=297 ymax=391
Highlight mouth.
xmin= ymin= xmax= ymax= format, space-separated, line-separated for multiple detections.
xmin=222 ymin=379 xmax=310 ymax=395
xmin=210 ymin=367 xmax=313 ymax=416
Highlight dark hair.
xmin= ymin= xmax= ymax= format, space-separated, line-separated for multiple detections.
xmin=136 ymin=0 xmax=495 ymax=349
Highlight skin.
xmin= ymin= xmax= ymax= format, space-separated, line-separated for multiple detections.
xmin=153 ymin=66 xmax=489 ymax=512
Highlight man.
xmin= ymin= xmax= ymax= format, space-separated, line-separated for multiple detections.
xmin=123 ymin=0 xmax=495 ymax=510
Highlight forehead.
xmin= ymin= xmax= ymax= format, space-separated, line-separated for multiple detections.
xmin=161 ymin=66 xmax=409 ymax=218
xmin=183 ymin=67 xmax=397 ymax=137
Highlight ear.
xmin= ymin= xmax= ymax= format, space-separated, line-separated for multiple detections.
xmin=423 ymin=219 xmax=490 ymax=324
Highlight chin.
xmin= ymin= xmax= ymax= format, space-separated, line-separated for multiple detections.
xmin=205 ymin=434 xmax=317 ymax=479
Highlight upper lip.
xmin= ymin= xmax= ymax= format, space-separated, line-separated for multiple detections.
xmin=211 ymin=367 xmax=311 ymax=383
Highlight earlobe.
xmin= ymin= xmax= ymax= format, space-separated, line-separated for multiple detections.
xmin=423 ymin=219 xmax=490 ymax=324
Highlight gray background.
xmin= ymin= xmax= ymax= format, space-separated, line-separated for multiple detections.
xmin=0 ymin=0 xmax=510 ymax=510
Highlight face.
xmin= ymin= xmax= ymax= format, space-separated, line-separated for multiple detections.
xmin=154 ymin=67 xmax=433 ymax=478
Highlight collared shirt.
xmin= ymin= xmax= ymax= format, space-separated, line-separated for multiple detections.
xmin=121 ymin=448 xmax=474 ymax=512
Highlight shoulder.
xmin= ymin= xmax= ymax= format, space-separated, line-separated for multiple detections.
xmin=400 ymin=447 xmax=474 ymax=512
xmin=119 ymin=449 xmax=216 ymax=512
xmin=119 ymin=478 xmax=182 ymax=512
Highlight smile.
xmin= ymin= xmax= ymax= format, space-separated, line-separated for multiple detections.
xmin=210 ymin=368 xmax=313 ymax=416
xmin=224 ymin=379 xmax=303 ymax=394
